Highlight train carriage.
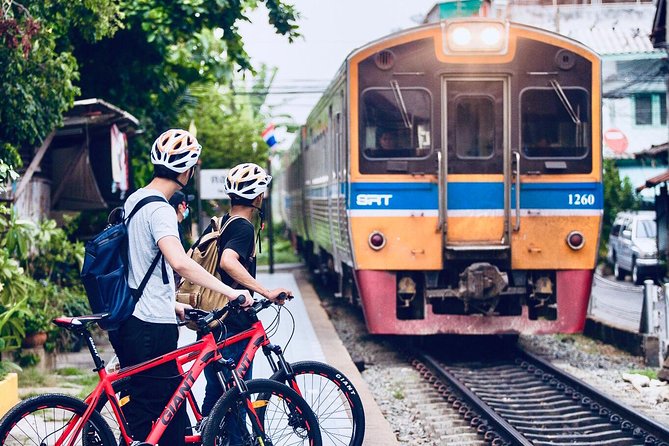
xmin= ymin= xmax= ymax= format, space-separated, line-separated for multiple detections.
xmin=279 ymin=18 xmax=602 ymax=335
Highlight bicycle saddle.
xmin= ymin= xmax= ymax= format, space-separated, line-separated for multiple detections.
xmin=53 ymin=313 xmax=109 ymax=330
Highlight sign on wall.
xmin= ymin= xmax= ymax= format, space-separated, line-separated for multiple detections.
xmin=200 ymin=169 xmax=230 ymax=200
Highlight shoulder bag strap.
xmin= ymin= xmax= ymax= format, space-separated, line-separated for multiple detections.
xmin=215 ymin=215 xmax=247 ymax=288
xmin=125 ymin=194 xmax=170 ymax=299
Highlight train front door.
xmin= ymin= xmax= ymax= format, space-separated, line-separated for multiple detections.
xmin=440 ymin=77 xmax=511 ymax=255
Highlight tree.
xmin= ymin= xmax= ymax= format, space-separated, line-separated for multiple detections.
xmin=601 ymin=159 xmax=642 ymax=258
xmin=0 ymin=0 xmax=121 ymax=168
xmin=73 ymin=0 xmax=300 ymax=185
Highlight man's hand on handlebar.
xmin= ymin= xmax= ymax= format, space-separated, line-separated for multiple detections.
xmin=175 ymin=302 xmax=193 ymax=321
xmin=233 ymin=290 xmax=253 ymax=307
xmin=266 ymin=288 xmax=292 ymax=305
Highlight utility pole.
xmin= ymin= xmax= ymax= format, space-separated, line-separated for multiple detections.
xmin=267 ymin=155 xmax=275 ymax=274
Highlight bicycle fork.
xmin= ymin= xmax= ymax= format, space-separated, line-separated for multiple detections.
xmin=263 ymin=344 xmax=300 ymax=394
xmin=216 ymin=358 xmax=269 ymax=445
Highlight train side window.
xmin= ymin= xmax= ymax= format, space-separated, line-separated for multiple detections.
xmin=360 ymin=88 xmax=432 ymax=159
xmin=521 ymin=88 xmax=590 ymax=158
xmin=454 ymin=95 xmax=495 ymax=159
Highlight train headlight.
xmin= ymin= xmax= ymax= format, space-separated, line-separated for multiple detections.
xmin=451 ymin=26 xmax=472 ymax=46
xmin=566 ymin=231 xmax=585 ymax=250
xmin=368 ymin=231 xmax=386 ymax=250
xmin=443 ymin=21 xmax=507 ymax=54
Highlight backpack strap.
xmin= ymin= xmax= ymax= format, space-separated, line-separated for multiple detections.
xmin=124 ymin=195 xmax=167 ymax=224
xmin=215 ymin=214 xmax=248 ymax=288
xmin=125 ymin=194 xmax=170 ymax=300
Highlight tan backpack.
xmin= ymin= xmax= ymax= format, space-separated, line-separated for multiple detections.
xmin=176 ymin=215 xmax=243 ymax=329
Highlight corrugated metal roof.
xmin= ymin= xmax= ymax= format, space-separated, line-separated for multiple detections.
xmin=638 ymin=169 xmax=669 ymax=191
xmin=566 ymin=26 xmax=657 ymax=55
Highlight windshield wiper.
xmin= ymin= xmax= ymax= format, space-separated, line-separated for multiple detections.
xmin=390 ymin=80 xmax=412 ymax=129
xmin=549 ymin=79 xmax=581 ymax=124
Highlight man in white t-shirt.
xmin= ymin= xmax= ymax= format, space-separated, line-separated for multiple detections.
xmin=116 ymin=129 xmax=252 ymax=445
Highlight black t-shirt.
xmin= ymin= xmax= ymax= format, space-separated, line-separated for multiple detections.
xmin=202 ymin=213 xmax=256 ymax=331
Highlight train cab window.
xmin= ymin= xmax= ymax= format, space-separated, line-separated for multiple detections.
xmin=454 ymin=96 xmax=495 ymax=158
xmin=360 ymin=88 xmax=432 ymax=159
xmin=521 ymin=88 xmax=590 ymax=158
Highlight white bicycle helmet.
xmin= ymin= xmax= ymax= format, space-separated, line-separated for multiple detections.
xmin=225 ymin=163 xmax=272 ymax=199
xmin=151 ymin=129 xmax=201 ymax=173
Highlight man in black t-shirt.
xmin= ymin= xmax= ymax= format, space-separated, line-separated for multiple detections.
xmin=200 ymin=162 xmax=292 ymax=418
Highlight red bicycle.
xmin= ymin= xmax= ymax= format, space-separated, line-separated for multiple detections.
xmin=96 ymin=297 xmax=365 ymax=446
xmin=0 ymin=307 xmax=321 ymax=446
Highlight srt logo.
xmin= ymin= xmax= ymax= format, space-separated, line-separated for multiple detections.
xmin=356 ymin=194 xmax=392 ymax=206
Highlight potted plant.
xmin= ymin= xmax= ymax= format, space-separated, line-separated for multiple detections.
xmin=21 ymin=312 xmax=50 ymax=348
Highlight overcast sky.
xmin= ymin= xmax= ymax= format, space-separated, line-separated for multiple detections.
xmin=238 ymin=0 xmax=438 ymax=134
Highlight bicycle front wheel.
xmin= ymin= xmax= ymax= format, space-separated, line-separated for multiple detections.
xmin=0 ymin=394 xmax=116 ymax=446
xmin=202 ymin=378 xmax=322 ymax=446
xmin=271 ymin=360 xmax=365 ymax=446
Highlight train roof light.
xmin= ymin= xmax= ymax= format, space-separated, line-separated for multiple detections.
xmin=443 ymin=21 xmax=508 ymax=55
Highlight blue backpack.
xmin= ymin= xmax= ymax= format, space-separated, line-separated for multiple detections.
xmin=81 ymin=196 xmax=168 ymax=330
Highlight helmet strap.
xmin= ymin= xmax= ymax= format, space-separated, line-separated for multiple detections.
xmin=169 ymin=177 xmax=187 ymax=189
xmin=253 ymin=204 xmax=264 ymax=254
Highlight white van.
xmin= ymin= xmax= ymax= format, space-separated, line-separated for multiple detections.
xmin=607 ymin=211 xmax=659 ymax=285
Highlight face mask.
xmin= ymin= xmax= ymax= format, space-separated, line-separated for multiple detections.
xmin=182 ymin=208 xmax=190 ymax=219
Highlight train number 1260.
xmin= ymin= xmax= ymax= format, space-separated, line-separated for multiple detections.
xmin=568 ymin=193 xmax=596 ymax=206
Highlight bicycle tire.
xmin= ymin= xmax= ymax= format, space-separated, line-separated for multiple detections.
xmin=270 ymin=360 xmax=365 ymax=446
xmin=0 ymin=393 xmax=116 ymax=446
xmin=202 ymin=378 xmax=322 ymax=446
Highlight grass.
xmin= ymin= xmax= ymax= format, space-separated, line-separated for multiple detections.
xmin=628 ymin=369 xmax=658 ymax=380
xmin=257 ymin=237 xmax=300 ymax=266
xmin=18 ymin=367 xmax=60 ymax=388
xmin=19 ymin=366 xmax=99 ymax=398
xmin=392 ymin=387 xmax=405 ymax=400
xmin=55 ymin=367 xmax=85 ymax=376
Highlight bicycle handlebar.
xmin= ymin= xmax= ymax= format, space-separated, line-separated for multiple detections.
xmin=183 ymin=293 xmax=290 ymax=331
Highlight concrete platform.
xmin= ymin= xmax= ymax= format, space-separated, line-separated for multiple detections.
xmin=178 ymin=270 xmax=398 ymax=446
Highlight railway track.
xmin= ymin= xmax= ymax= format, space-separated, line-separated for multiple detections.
xmin=411 ymin=349 xmax=669 ymax=445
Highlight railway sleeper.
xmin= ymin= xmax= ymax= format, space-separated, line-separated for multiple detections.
xmin=485 ymin=400 xmax=580 ymax=411
xmin=473 ymin=390 xmax=564 ymax=400
xmin=521 ymin=423 xmax=621 ymax=434
xmin=524 ymin=429 xmax=640 ymax=443
xmin=507 ymin=415 xmax=609 ymax=427
xmin=531 ymin=440 xmax=641 ymax=446
xmin=492 ymin=404 xmax=588 ymax=416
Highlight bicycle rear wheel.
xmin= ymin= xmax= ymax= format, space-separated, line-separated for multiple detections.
xmin=271 ymin=360 xmax=365 ymax=446
xmin=0 ymin=394 xmax=116 ymax=445
xmin=202 ymin=378 xmax=322 ymax=446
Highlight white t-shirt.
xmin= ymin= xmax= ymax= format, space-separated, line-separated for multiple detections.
xmin=124 ymin=188 xmax=179 ymax=324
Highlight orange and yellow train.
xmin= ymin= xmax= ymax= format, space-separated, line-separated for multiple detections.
xmin=279 ymin=18 xmax=602 ymax=335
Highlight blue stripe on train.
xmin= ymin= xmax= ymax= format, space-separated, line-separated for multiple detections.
xmin=348 ymin=182 xmax=603 ymax=210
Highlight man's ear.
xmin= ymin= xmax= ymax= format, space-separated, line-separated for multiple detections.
xmin=253 ymin=195 xmax=263 ymax=208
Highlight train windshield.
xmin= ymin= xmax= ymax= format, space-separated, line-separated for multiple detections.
xmin=521 ymin=88 xmax=590 ymax=158
xmin=360 ymin=88 xmax=432 ymax=159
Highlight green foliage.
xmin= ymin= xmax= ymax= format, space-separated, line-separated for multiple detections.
xmin=182 ymin=82 xmax=269 ymax=170
xmin=0 ymin=160 xmax=19 ymax=193
xmin=0 ymin=204 xmax=89 ymax=352
xmin=74 ymin=0 xmax=300 ymax=186
xmin=0 ymin=0 xmax=121 ymax=166
xmin=0 ymin=360 xmax=21 ymax=381
xmin=601 ymin=160 xmax=643 ymax=258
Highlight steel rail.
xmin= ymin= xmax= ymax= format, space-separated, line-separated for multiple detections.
xmin=420 ymin=352 xmax=533 ymax=446
xmin=417 ymin=348 xmax=669 ymax=446
xmin=520 ymin=349 xmax=669 ymax=445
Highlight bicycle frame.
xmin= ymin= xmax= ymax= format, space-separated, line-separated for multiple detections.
xmin=177 ymin=319 xmax=294 ymax=444
xmin=75 ymin=327 xmax=227 ymax=446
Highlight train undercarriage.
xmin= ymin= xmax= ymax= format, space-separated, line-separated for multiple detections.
xmin=299 ymin=238 xmax=592 ymax=335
